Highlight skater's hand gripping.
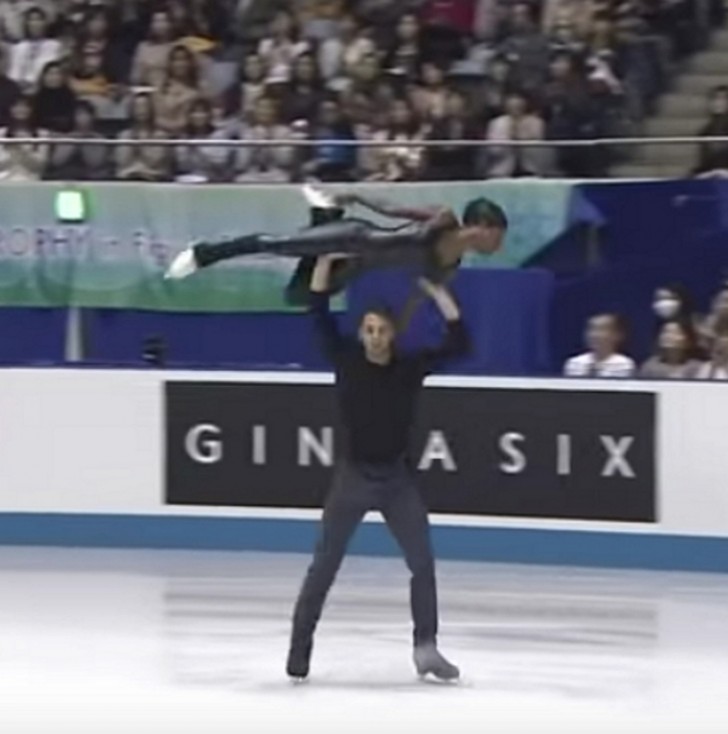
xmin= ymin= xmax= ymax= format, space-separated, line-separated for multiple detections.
xmin=311 ymin=254 xmax=352 ymax=292
xmin=418 ymin=278 xmax=461 ymax=322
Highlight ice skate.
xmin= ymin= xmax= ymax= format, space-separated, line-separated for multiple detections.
xmin=165 ymin=244 xmax=200 ymax=280
xmin=286 ymin=638 xmax=312 ymax=682
xmin=302 ymin=183 xmax=338 ymax=210
xmin=413 ymin=643 xmax=460 ymax=682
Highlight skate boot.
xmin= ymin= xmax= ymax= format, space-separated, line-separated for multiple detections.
xmin=286 ymin=638 xmax=313 ymax=681
xmin=413 ymin=643 xmax=460 ymax=682
xmin=165 ymin=243 xmax=200 ymax=279
xmin=165 ymin=235 xmax=262 ymax=279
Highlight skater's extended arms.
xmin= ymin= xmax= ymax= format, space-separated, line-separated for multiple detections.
xmin=413 ymin=278 xmax=469 ymax=373
xmin=335 ymin=192 xmax=455 ymax=225
xmin=309 ymin=255 xmax=349 ymax=359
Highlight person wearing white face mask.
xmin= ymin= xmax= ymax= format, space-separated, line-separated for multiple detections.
xmin=652 ymin=284 xmax=693 ymax=323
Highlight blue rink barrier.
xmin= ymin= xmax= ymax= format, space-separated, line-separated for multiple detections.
xmin=1 ymin=513 xmax=728 ymax=574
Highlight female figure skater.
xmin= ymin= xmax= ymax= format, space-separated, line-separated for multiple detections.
xmin=164 ymin=185 xmax=507 ymax=305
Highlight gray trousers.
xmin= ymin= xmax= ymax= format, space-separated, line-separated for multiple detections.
xmin=290 ymin=459 xmax=438 ymax=648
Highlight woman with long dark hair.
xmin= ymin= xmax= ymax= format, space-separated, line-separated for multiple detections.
xmin=116 ymin=92 xmax=170 ymax=181
xmin=153 ymin=45 xmax=201 ymax=135
xmin=0 ymin=95 xmax=49 ymax=180
xmin=47 ymin=100 xmax=112 ymax=180
xmin=130 ymin=9 xmax=178 ymax=88
xmin=8 ymin=7 xmax=62 ymax=90
xmin=32 ymin=61 xmax=77 ymax=132
xmin=640 ymin=321 xmax=701 ymax=379
xmin=175 ymin=99 xmax=231 ymax=183
xmin=280 ymin=52 xmax=323 ymax=123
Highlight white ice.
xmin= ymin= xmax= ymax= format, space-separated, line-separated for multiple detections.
xmin=1 ymin=547 xmax=728 ymax=734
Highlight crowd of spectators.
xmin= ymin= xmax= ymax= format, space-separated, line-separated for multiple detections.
xmin=563 ymin=282 xmax=728 ymax=381
xmin=0 ymin=0 xmax=721 ymax=183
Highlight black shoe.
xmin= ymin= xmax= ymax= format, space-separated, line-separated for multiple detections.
xmin=286 ymin=639 xmax=312 ymax=680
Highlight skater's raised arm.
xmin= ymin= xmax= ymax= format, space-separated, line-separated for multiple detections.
xmin=310 ymin=255 xmax=349 ymax=360
xmin=412 ymin=278 xmax=469 ymax=374
xmin=335 ymin=192 xmax=455 ymax=225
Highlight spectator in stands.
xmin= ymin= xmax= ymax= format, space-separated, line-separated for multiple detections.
xmin=301 ymin=95 xmax=356 ymax=182
xmin=0 ymin=94 xmax=48 ymax=180
xmin=130 ymin=9 xmax=177 ymax=89
xmin=482 ymin=91 xmax=551 ymax=178
xmin=698 ymin=286 xmax=728 ymax=350
xmin=318 ymin=13 xmax=375 ymax=88
xmin=694 ymin=86 xmax=728 ymax=178
xmin=175 ymin=99 xmax=231 ymax=183
xmin=32 ymin=61 xmax=76 ymax=133
xmin=694 ymin=321 xmax=728 ymax=380
xmin=411 ymin=61 xmax=449 ymax=123
xmin=71 ymin=42 xmax=110 ymax=99
xmin=297 ymin=0 xmax=345 ymax=42
xmin=385 ymin=12 xmax=424 ymax=81
xmin=46 ymin=100 xmax=112 ymax=180
xmin=564 ymin=313 xmax=636 ymax=378
xmin=542 ymin=0 xmax=595 ymax=38
xmin=342 ymin=51 xmax=386 ymax=102
xmin=8 ymin=7 xmax=62 ymax=91
xmin=480 ymin=53 xmax=513 ymax=120
xmin=652 ymin=284 xmax=697 ymax=326
xmin=234 ymin=0 xmax=289 ymax=45
xmin=168 ymin=0 xmax=229 ymax=51
xmin=548 ymin=19 xmax=588 ymax=57
xmin=116 ymin=92 xmax=170 ymax=181
xmin=0 ymin=0 xmax=57 ymax=43
xmin=0 ymin=44 xmax=20 ymax=127
xmin=499 ymin=2 xmax=550 ymax=94
xmin=425 ymin=90 xmax=479 ymax=180
xmin=153 ymin=45 xmax=202 ymax=136
xmin=419 ymin=0 xmax=472 ymax=61
xmin=71 ymin=42 xmax=132 ymax=136
xmin=78 ymin=7 xmax=128 ymax=84
xmin=639 ymin=320 xmax=701 ymax=379
xmin=543 ymin=52 xmax=596 ymax=177
xmin=280 ymin=51 xmax=323 ymax=124
xmin=362 ymin=97 xmax=427 ymax=181
xmin=355 ymin=0 xmax=417 ymax=33
xmin=225 ymin=52 xmax=268 ymax=122
xmin=258 ymin=10 xmax=309 ymax=85
xmin=234 ymin=95 xmax=295 ymax=182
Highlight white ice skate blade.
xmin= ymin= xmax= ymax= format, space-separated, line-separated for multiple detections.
xmin=417 ymin=672 xmax=461 ymax=685
xmin=165 ymin=248 xmax=197 ymax=280
xmin=301 ymin=183 xmax=336 ymax=210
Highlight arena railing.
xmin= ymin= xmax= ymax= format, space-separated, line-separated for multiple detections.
xmin=0 ymin=135 xmax=721 ymax=148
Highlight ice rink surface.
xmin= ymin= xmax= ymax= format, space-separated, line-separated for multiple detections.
xmin=1 ymin=546 xmax=728 ymax=734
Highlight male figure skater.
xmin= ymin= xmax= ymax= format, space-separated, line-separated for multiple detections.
xmin=164 ymin=186 xmax=507 ymax=305
xmin=286 ymin=253 xmax=468 ymax=682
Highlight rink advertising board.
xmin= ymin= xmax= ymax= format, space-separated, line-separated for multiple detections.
xmin=164 ymin=381 xmax=656 ymax=522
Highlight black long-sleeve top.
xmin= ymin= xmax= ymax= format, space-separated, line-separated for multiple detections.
xmin=311 ymin=292 xmax=469 ymax=465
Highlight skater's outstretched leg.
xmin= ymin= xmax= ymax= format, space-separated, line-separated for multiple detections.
xmin=165 ymin=220 xmax=372 ymax=280
xmin=165 ymin=185 xmax=369 ymax=280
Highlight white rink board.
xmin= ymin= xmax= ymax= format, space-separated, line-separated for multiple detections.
xmin=0 ymin=368 xmax=727 ymax=539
